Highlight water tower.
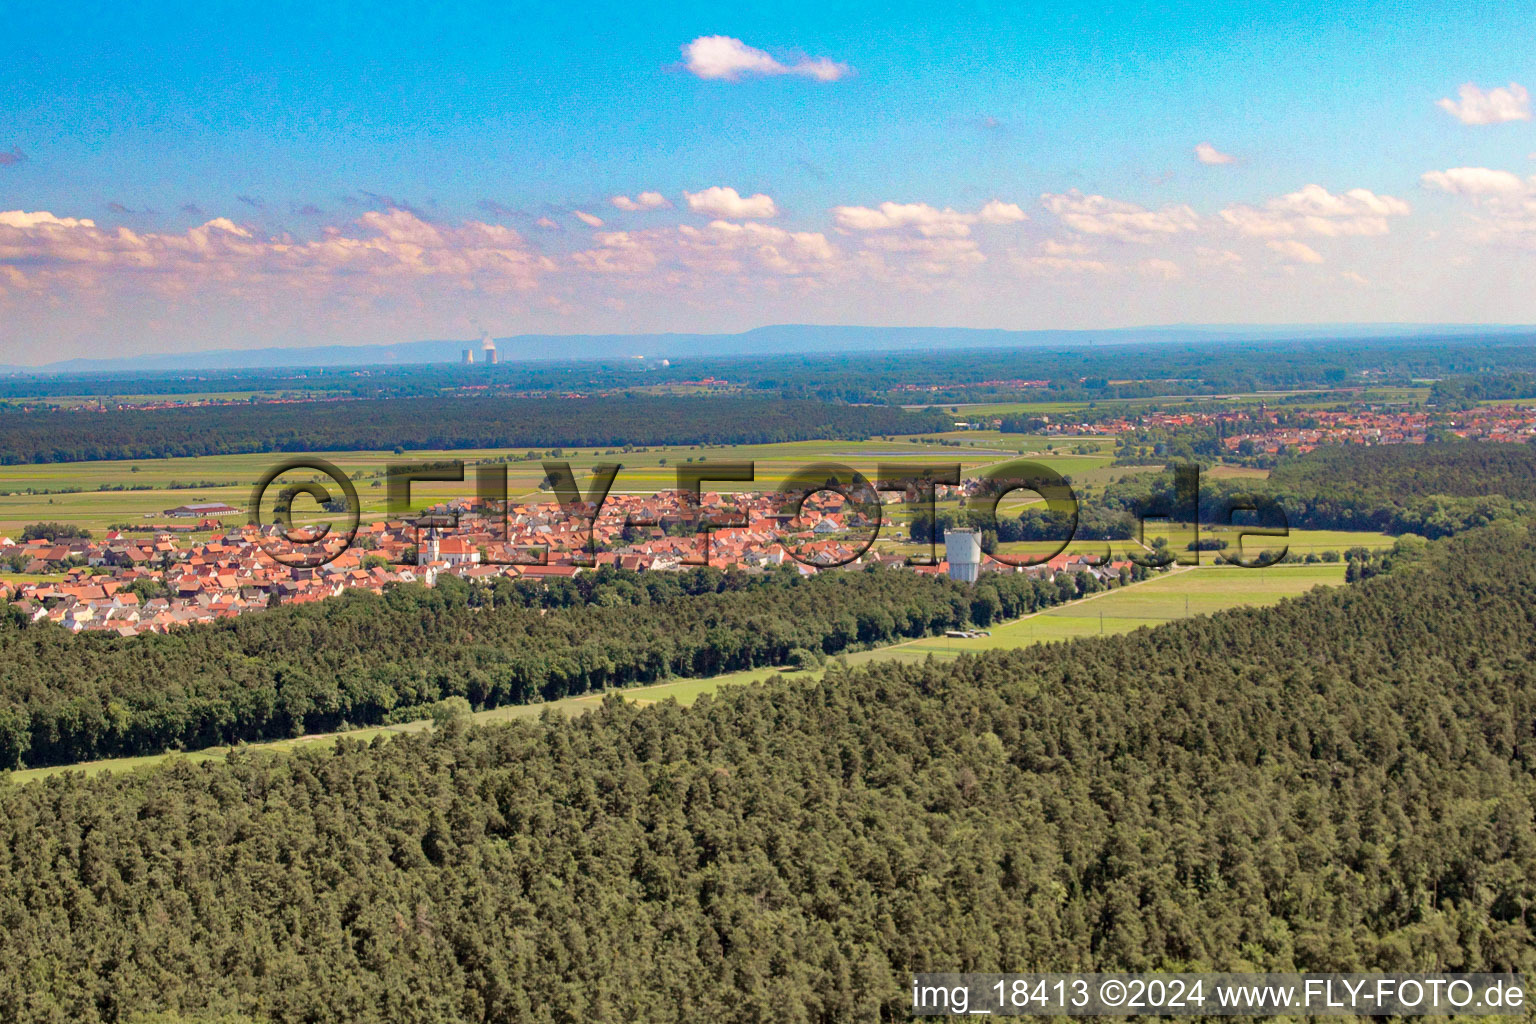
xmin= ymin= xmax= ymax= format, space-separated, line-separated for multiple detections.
xmin=945 ymin=528 xmax=982 ymax=583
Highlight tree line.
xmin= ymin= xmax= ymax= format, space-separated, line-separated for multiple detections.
xmin=0 ymin=562 xmax=1144 ymax=769
xmin=0 ymin=396 xmax=950 ymax=465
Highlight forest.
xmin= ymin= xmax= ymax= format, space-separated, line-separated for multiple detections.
xmin=0 ymin=521 xmax=1531 ymax=1022
xmin=1430 ymin=372 xmax=1536 ymax=407
xmin=910 ymin=442 xmax=1536 ymax=548
xmin=1263 ymin=440 xmax=1536 ymax=500
xmin=0 ymin=562 xmax=1140 ymax=769
xmin=0 ymin=397 xmax=949 ymax=465
xmin=1195 ymin=442 xmax=1536 ymax=538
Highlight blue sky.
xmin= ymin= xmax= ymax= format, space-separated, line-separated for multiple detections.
xmin=4 ymin=0 xmax=1536 ymax=360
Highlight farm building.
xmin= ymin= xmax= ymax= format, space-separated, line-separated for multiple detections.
xmin=162 ymin=502 xmax=241 ymax=518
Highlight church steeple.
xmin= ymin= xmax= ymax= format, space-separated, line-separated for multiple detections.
xmin=419 ymin=524 xmax=441 ymax=566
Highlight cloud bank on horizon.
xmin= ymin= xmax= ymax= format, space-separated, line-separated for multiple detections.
xmin=4 ymin=3 xmax=1536 ymax=361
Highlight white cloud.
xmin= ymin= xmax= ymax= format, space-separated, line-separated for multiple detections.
xmin=681 ymin=36 xmax=850 ymax=82
xmin=0 ymin=210 xmax=98 ymax=230
xmin=1421 ymin=167 xmax=1529 ymax=195
xmin=568 ymin=231 xmax=659 ymax=274
xmin=1194 ymin=142 xmax=1235 ymax=165
xmin=1340 ymin=270 xmax=1369 ymax=286
xmin=1220 ymin=184 xmax=1410 ymax=237
xmin=1267 ymin=239 xmax=1324 ymax=264
xmin=574 ymin=211 xmax=605 ymax=228
xmin=832 ymin=199 xmax=1022 ymax=236
xmin=198 ymin=218 xmax=252 ymax=238
xmin=823 ymin=204 xmax=997 ymax=276
xmin=610 ymin=191 xmax=671 ymax=211
xmin=1040 ymin=190 xmax=1200 ymax=243
xmin=833 ymin=201 xmax=976 ymax=237
xmin=572 ymin=220 xmax=838 ymax=279
xmin=534 ymin=217 xmax=559 ymax=230
xmin=1416 ymin=165 xmax=1536 ymax=246
xmin=1137 ymin=258 xmax=1183 ymax=279
xmin=0 ymin=207 xmax=554 ymax=294
xmin=978 ymin=199 xmax=1028 ymax=224
xmin=695 ymin=220 xmax=837 ymax=272
xmin=574 ymin=210 xmax=984 ymax=289
xmin=684 ymin=186 xmax=778 ymax=219
xmin=1436 ymin=82 xmax=1531 ymax=125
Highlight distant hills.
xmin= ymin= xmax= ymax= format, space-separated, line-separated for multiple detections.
xmin=5 ymin=323 xmax=1536 ymax=375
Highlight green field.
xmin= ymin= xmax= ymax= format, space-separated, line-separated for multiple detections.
xmin=7 ymin=561 xmax=1348 ymax=784
xmin=11 ymin=389 xmax=350 ymax=409
xmin=1227 ymin=527 xmax=1397 ymax=556
xmin=963 ymin=526 xmax=1394 ymax=566
xmin=885 ymin=562 xmax=1345 ymax=657
xmin=0 ymin=438 xmax=1119 ymax=537
xmin=1205 ymin=464 xmax=1270 ymax=480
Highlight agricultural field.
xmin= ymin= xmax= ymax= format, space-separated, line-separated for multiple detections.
xmin=6 ymin=561 xmax=1350 ymax=784
xmin=1204 ymin=464 xmax=1270 ymax=480
xmin=906 ymin=429 xmax=1118 ymax=454
xmin=946 ymin=525 xmax=1394 ymax=566
xmin=1228 ymin=526 xmax=1398 ymax=556
xmin=0 ymin=435 xmax=1121 ymax=538
xmin=1284 ymin=386 xmax=1429 ymax=407
xmin=1125 ymin=525 xmax=1398 ymax=563
xmin=4 ymin=389 xmax=349 ymax=409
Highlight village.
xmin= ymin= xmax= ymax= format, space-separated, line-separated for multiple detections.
xmin=0 ymin=486 xmax=1133 ymax=637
